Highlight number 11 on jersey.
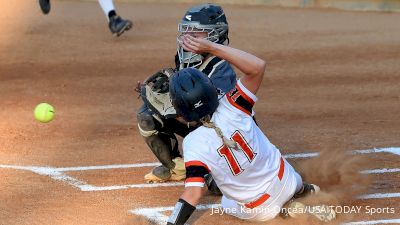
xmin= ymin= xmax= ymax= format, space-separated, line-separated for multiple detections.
xmin=217 ymin=130 xmax=257 ymax=175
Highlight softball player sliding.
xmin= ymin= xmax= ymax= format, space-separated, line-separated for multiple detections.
xmin=166 ymin=35 xmax=335 ymax=224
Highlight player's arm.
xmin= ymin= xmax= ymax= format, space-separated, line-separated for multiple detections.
xmin=181 ymin=35 xmax=266 ymax=95
xmin=167 ymin=186 xmax=206 ymax=225
xmin=167 ymin=159 xmax=210 ymax=225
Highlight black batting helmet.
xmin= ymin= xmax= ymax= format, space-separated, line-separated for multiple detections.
xmin=169 ymin=68 xmax=219 ymax=122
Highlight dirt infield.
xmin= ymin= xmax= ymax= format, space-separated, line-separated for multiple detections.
xmin=0 ymin=1 xmax=399 ymax=225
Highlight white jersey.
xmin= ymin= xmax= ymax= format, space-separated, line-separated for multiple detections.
xmin=183 ymin=80 xmax=282 ymax=204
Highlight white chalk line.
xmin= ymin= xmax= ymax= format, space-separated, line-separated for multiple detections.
xmin=0 ymin=164 xmax=183 ymax=191
xmin=359 ymin=192 xmax=400 ymax=200
xmin=342 ymin=219 xmax=400 ymax=225
xmin=55 ymin=162 xmax=161 ymax=172
xmin=355 ymin=147 xmax=400 ymax=156
xmin=0 ymin=147 xmax=399 ymax=191
xmin=79 ymin=182 xmax=184 ymax=191
xmin=360 ymin=168 xmax=400 ymax=174
xmin=130 ymin=204 xmax=220 ymax=225
xmin=0 ymin=163 xmax=162 ymax=173
xmin=285 ymin=146 xmax=400 ymax=158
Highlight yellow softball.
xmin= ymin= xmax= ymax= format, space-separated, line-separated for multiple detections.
xmin=34 ymin=103 xmax=55 ymax=123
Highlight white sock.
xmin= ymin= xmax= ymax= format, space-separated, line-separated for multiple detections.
xmin=98 ymin=0 xmax=115 ymax=19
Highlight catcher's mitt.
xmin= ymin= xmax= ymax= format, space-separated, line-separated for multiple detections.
xmin=140 ymin=68 xmax=177 ymax=119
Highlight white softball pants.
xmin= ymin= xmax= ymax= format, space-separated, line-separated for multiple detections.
xmin=221 ymin=159 xmax=303 ymax=221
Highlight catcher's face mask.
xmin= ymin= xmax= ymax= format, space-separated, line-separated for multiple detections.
xmin=177 ymin=22 xmax=227 ymax=69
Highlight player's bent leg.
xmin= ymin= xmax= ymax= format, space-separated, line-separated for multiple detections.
xmin=220 ymin=158 xmax=301 ymax=222
xmin=137 ymin=105 xmax=176 ymax=169
xmin=142 ymin=134 xmax=176 ymax=169
xmin=218 ymin=155 xmax=330 ymax=223
xmin=142 ymin=138 xmax=185 ymax=183
xmin=137 ymin=105 xmax=185 ymax=183
xmin=254 ymin=159 xmax=301 ymax=221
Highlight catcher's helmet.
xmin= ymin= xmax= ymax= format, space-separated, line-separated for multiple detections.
xmin=170 ymin=68 xmax=219 ymax=122
xmin=177 ymin=3 xmax=229 ymax=68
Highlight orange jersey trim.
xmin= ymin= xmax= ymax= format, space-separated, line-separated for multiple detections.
xmin=244 ymin=193 xmax=270 ymax=209
xmin=185 ymin=177 xmax=205 ymax=183
xmin=226 ymin=95 xmax=252 ymax=116
xmin=244 ymin=157 xmax=285 ymax=209
xmin=185 ymin=160 xmax=211 ymax=172
xmin=278 ymin=157 xmax=285 ymax=181
xmin=236 ymin=83 xmax=255 ymax=106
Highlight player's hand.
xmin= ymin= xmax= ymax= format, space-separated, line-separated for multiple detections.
xmin=181 ymin=35 xmax=215 ymax=54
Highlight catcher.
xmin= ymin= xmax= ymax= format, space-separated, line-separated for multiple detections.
xmin=137 ymin=3 xmax=236 ymax=186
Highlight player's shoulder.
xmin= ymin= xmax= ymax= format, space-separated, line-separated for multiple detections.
xmin=219 ymin=80 xmax=258 ymax=117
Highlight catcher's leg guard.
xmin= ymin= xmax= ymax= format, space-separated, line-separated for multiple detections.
xmin=143 ymin=134 xmax=178 ymax=169
xmin=137 ymin=105 xmax=177 ymax=168
xmin=137 ymin=105 xmax=185 ymax=182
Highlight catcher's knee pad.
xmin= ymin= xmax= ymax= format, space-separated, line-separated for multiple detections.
xmin=137 ymin=107 xmax=162 ymax=137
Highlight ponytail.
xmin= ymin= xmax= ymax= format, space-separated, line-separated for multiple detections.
xmin=200 ymin=116 xmax=238 ymax=150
